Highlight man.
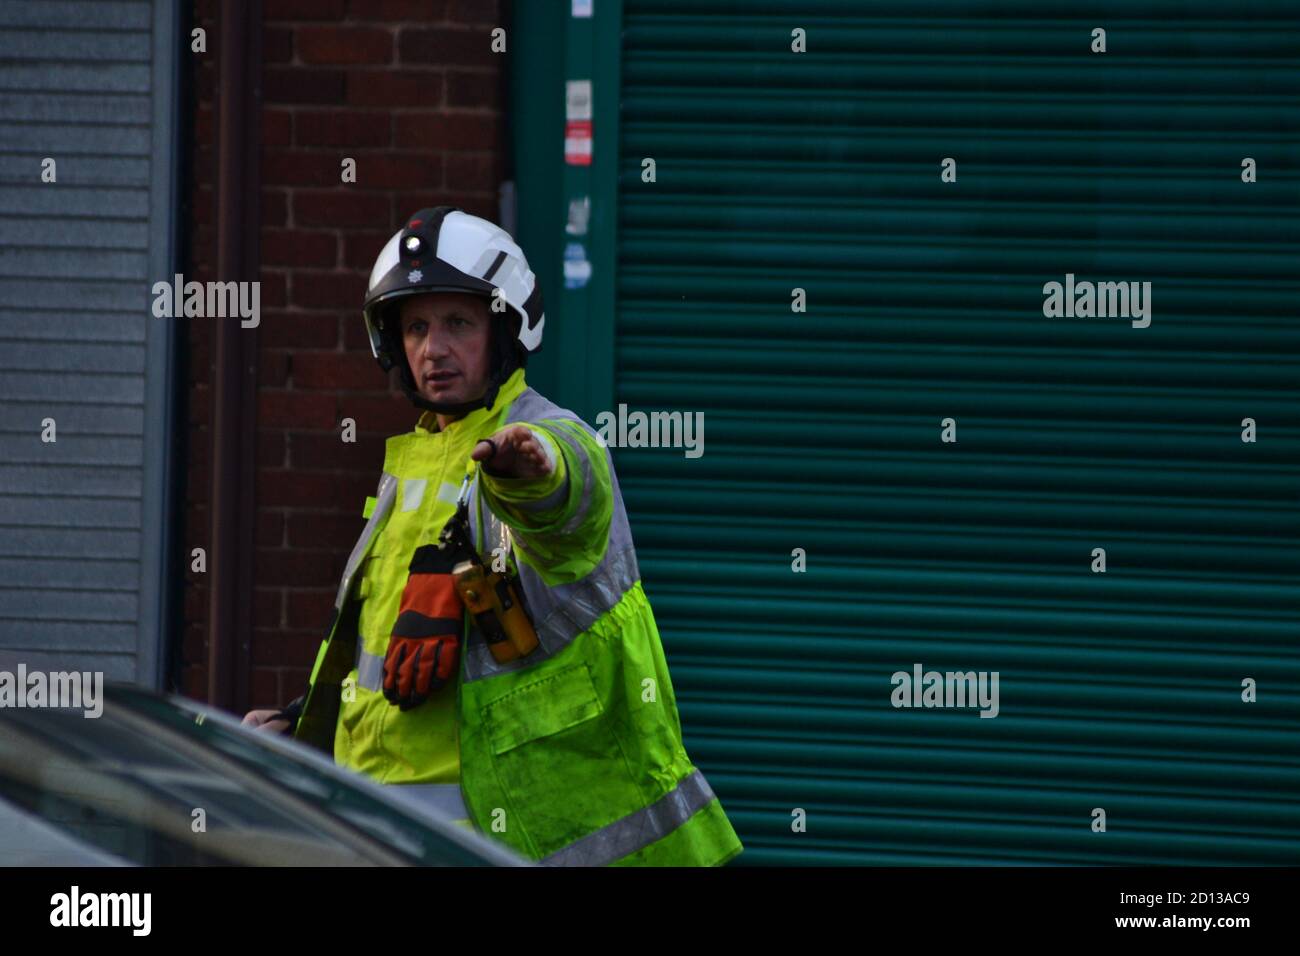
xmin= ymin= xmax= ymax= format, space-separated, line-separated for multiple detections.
xmin=244 ymin=206 xmax=743 ymax=867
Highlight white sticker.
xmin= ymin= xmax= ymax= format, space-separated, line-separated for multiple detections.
xmin=565 ymin=196 xmax=590 ymax=236
xmin=566 ymin=79 xmax=592 ymax=121
xmin=572 ymin=0 xmax=593 ymax=17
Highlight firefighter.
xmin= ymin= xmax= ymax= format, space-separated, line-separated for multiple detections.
xmin=243 ymin=206 xmax=742 ymax=866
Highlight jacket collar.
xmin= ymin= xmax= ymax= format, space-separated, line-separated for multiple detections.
xmin=415 ymin=367 xmax=528 ymax=436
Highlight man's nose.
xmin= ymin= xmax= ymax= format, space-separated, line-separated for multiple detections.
xmin=421 ymin=329 xmax=450 ymax=359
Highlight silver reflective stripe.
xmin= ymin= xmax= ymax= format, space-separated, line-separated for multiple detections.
xmin=436 ymin=480 xmax=463 ymax=504
xmin=356 ymin=638 xmax=385 ymax=692
xmin=540 ymin=769 xmax=716 ymax=867
xmin=334 ymin=471 xmax=398 ymax=610
xmin=400 ymin=477 xmax=426 ymax=512
xmin=386 ymin=783 xmax=469 ymax=822
xmin=531 ymin=545 xmax=637 ymax=646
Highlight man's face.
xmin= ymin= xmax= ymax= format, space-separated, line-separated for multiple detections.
xmin=398 ymin=292 xmax=492 ymax=407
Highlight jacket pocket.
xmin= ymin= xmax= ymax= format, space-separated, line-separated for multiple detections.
xmin=486 ymin=663 xmax=603 ymax=754
xmin=483 ymin=663 xmax=647 ymax=857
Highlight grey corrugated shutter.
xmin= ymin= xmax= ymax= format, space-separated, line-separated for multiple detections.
xmin=0 ymin=0 xmax=179 ymax=686
xmin=613 ymin=1 xmax=1300 ymax=864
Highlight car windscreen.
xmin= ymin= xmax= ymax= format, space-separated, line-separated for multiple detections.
xmin=0 ymin=689 xmax=502 ymax=866
xmin=105 ymin=686 xmax=515 ymax=866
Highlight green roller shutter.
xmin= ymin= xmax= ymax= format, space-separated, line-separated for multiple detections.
xmin=606 ymin=1 xmax=1300 ymax=865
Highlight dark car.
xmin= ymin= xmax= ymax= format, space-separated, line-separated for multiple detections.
xmin=0 ymin=683 xmax=528 ymax=867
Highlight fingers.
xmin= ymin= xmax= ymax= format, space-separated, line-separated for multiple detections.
xmin=474 ymin=426 xmax=553 ymax=479
xmin=401 ymin=643 xmax=427 ymax=711
xmin=382 ymin=640 xmax=405 ymax=705
xmin=433 ymin=638 xmax=457 ymax=684
xmin=383 ymin=637 xmax=458 ymax=710
xmin=400 ymin=642 xmax=421 ymax=701
xmin=473 ymin=428 xmax=521 ymax=463
xmin=242 ymin=709 xmax=284 ymax=728
xmin=513 ymin=431 xmax=550 ymax=476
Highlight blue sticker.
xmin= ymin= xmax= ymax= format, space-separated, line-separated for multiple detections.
xmin=564 ymin=242 xmax=592 ymax=289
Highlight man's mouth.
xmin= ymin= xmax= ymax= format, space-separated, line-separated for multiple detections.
xmin=424 ymin=371 xmax=458 ymax=385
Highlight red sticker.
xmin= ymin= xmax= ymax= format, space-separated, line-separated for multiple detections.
xmin=565 ymin=120 xmax=593 ymax=166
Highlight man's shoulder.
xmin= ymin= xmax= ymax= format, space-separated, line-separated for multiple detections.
xmin=504 ymin=386 xmax=586 ymax=430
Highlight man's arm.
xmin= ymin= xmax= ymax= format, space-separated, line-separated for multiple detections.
xmin=471 ymin=421 xmax=612 ymax=584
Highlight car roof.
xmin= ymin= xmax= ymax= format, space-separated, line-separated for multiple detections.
xmin=0 ymin=683 xmax=530 ymax=867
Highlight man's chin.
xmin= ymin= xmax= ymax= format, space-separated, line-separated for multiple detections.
xmin=419 ymin=388 xmax=460 ymax=406
xmin=418 ymin=384 xmax=485 ymax=408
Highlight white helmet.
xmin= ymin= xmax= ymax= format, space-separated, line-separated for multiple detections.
xmin=362 ymin=206 xmax=545 ymax=414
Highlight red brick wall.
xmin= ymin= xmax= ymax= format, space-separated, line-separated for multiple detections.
xmin=182 ymin=0 xmax=506 ymax=709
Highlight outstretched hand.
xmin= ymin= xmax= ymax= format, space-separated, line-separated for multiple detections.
xmin=472 ymin=425 xmax=554 ymax=480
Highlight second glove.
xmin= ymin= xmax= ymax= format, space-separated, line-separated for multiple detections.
xmin=382 ymin=543 xmax=464 ymax=711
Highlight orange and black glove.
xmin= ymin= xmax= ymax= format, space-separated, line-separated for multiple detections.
xmin=382 ymin=543 xmax=464 ymax=711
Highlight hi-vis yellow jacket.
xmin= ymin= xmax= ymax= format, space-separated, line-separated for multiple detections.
xmin=294 ymin=368 xmax=743 ymax=866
